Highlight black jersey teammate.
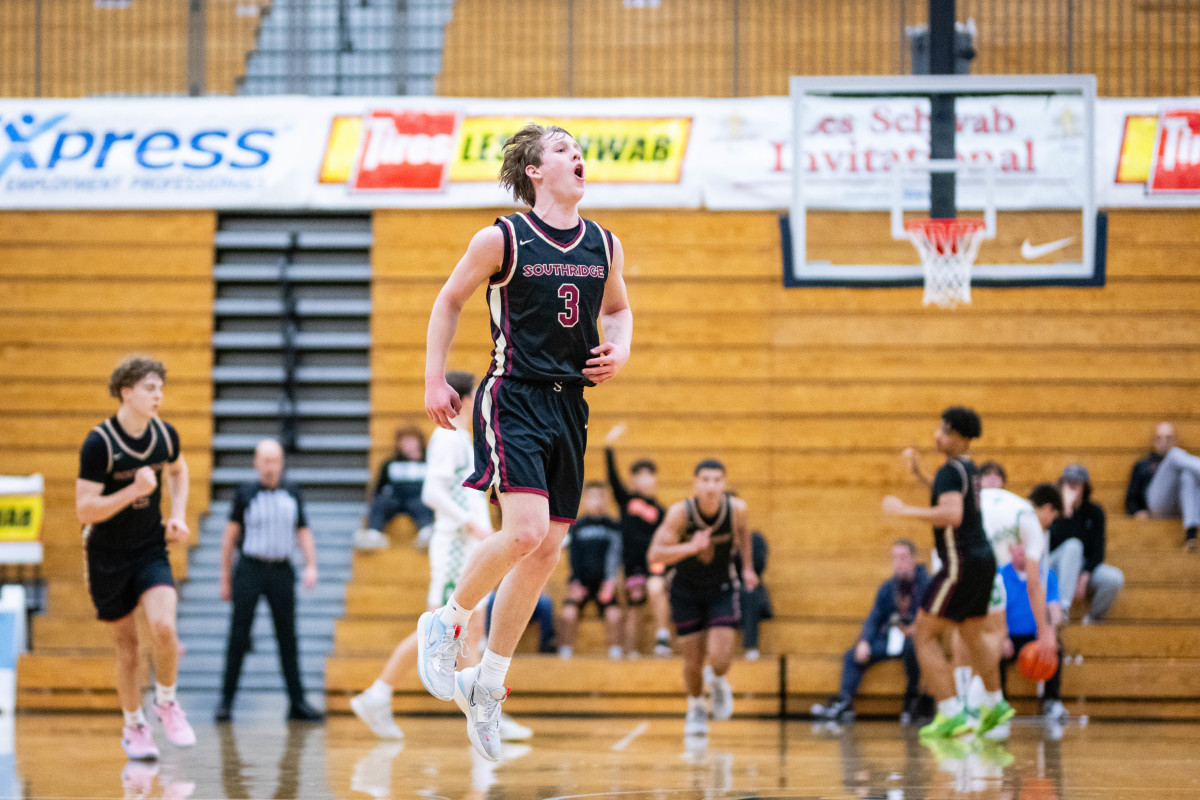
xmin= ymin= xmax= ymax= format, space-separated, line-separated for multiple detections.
xmin=883 ymin=406 xmax=1010 ymax=740
xmin=75 ymin=356 xmax=196 ymax=760
xmin=649 ymin=460 xmax=758 ymax=737
xmin=603 ymin=423 xmax=670 ymax=656
xmin=416 ymin=122 xmax=633 ymax=761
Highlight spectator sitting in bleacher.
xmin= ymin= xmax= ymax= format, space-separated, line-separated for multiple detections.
xmin=558 ymin=482 xmax=624 ymax=660
xmin=483 ymin=591 xmax=557 ymax=655
xmin=811 ymin=539 xmax=931 ymax=723
xmin=355 ymin=426 xmax=434 ymax=550
xmin=999 ymin=540 xmax=1067 ymax=720
xmin=1125 ymin=421 xmax=1200 ymax=552
xmin=1048 ymin=464 xmax=1125 ymax=625
xmin=737 ymin=530 xmax=772 ymax=660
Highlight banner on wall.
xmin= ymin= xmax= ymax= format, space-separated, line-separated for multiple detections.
xmin=0 ymin=95 xmax=1197 ymax=209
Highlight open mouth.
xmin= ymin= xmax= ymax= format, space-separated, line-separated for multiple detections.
xmin=574 ymin=164 xmax=585 ymax=179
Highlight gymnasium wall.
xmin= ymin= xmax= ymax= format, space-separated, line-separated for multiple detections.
xmin=371 ymin=208 xmax=1200 ymax=542
xmin=438 ymin=0 xmax=1200 ymax=98
xmin=0 ymin=0 xmax=269 ymax=97
xmin=0 ymin=211 xmax=215 ymax=578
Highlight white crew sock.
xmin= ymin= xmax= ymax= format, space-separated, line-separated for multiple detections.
xmin=967 ymin=675 xmax=987 ymax=712
xmin=982 ymin=688 xmax=1005 ymax=708
xmin=478 ymin=649 xmax=512 ymax=690
xmin=938 ymin=697 xmax=964 ymax=717
xmin=688 ymin=695 xmax=707 ymax=712
xmin=953 ymin=666 xmax=973 ymax=706
xmin=441 ymin=596 xmax=473 ymax=630
xmin=123 ymin=707 xmax=147 ymax=727
xmin=368 ymin=679 xmax=393 ymax=700
xmin=608 ymin=645 xmax=623 ymax=660
xmin=656 ymin=628 xmax=670 ymax=641
xmin=155 ymin=682 xmax=176 ymax=705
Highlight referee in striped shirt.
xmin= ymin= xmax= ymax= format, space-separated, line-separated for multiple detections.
xmin=215 ymin=439 xmax=322 ymax=723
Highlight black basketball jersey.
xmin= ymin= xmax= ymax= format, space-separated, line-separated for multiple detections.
xmin=930 ymin=456 xmax=991 ymax=563
xmin=486 ymin=211 xmax=613 ymax=385
xmin=78 ymin=416 xmax=180 ymax=551
xmin=673 ymin=492 xmax=738 ymax=590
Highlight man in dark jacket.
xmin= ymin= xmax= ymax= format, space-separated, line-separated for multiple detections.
xmin=1049 ymin=464 xmax=1125 ymax=623
xmin=812 ymin=539 xmax=931 ymax=723
xmin=1126 ymin=422 xmax=1200 ymax=551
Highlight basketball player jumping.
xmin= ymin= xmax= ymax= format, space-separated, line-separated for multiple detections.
xmin=882 ymin=406 xmax=1009 ymax=739
xmin=350 ymin=370 xmax=531 ymax=743
xmin=75 ymin=357 xmax=195 ymax=759
xmin=416 ymin=123 xmax=633 ymax=761
xmin=648 ymin=460 xmax=758 ymax=737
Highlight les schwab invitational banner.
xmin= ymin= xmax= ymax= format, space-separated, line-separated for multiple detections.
xmin=0 ymin=95 xmax=1197 ymax=210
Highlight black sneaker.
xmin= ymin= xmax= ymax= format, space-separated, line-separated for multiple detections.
xmin=213 ymin=700 xmax=233 ymax=724
xmin=287 ymin=702 xmax=325 ymax=722
xmin=811 ymin=696 xmax=853 ymax=722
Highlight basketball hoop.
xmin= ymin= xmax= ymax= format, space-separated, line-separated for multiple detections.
xmin=904 ymin=217 xmax=987 ymax=308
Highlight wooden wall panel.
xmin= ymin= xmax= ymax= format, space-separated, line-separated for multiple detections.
xmin=0 ymin=211 xmax=214 ymax=580
xmin=0 ymin=0 xmax=268 ymax=97
xmin=438 ymin=0 xmax=1200 ymax=98
xmin=372 ymin=208 xmax=1200 ymax=530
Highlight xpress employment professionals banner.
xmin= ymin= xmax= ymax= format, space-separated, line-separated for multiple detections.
xmin=0 ymin=97 xmax=697 ymax=209
xmin=0 ymin=95 xmax=1197 ymax=209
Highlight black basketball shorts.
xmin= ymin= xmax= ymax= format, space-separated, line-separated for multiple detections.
xmin=564 ymin=576 xmax=615 ymax=614
xmin=670 ymin=579 xmax=741 ymax=637
xmin=922 ymin=546 xmax=997 ymax=623
xmin=466 ymin=377 xmax=588 ymax=523
xmin=85 ymin=541 xmax=175 ymax=622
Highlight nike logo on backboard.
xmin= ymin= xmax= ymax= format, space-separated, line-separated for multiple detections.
xmin=1020 ymin=237 xmax=1074 ymax=260
xmin=519 ymin=238 xmax=534 ymax=245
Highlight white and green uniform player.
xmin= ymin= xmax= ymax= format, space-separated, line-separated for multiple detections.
xmin=423 ymin=425 xmax=492 ymax=608
xmin=980 ymin=486 xmax=1048 ymax=611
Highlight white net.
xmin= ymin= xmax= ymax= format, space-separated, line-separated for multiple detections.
xmin=904 ymin=218 xmax=987 ymax=308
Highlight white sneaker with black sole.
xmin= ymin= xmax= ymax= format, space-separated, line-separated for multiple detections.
xmin=453 ymin=666 xmax=508 ymax=762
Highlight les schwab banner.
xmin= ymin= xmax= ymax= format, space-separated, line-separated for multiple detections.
xmin=0 ymin=96 xmax=1197 ymax=210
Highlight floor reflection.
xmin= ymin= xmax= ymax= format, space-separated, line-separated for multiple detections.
xmin=10 ymin=705 xmax=1198 ymax=799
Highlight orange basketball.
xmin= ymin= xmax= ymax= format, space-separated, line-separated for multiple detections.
xmin=1017 ymin=641 xmax=1058 ymax=682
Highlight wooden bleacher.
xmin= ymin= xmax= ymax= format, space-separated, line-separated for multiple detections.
xmin=4 ymin=204 xmax=1199 ymax=717
xmin=436 ymin=0 xmax=1200 ymax=98
xmin=0 ymin=211 xmax=214 ymax=710
xmin=326 ymin=206 xmax=1200 ymax=720
xmin=0 ymin=0 xmax=269 ymax=97
xmin=325 ymin=517 xmax=1200 ymax=720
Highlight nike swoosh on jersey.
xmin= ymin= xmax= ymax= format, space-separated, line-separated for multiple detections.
xmin=519 ymin=238 xmax=535 ymax=245
xmin=1020 ymin=236 xmax=1074 ymax=260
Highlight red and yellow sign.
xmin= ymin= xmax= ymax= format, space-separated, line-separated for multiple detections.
xmin=318 ymin=113 xmax=691 ymax=189
xmin=1115 ymin=109 xmax=1200 ymax=193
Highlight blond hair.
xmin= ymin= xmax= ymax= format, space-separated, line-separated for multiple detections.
xmin=498 ymin=123 xmax=573 ymax=207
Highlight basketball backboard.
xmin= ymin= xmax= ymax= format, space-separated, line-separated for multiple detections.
xmin=785 ymin=75 xmax=1102 ymax=288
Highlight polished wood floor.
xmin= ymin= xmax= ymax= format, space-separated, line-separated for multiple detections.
xmin=7 ymin=698 xmax=1200 ymax=799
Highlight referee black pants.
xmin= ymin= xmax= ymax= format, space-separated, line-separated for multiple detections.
xmin=221 ymin=555 xmax=305 ymax=706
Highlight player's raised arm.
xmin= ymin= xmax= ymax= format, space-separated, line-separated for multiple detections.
xmin=425 ymin=226 xmax=504 ymax=429
xmin=584 ymin=233 xmax=632 ymax=385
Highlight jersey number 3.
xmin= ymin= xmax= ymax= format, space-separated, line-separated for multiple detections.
xmin=558 ymin=283 xmax=580 ymax=327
